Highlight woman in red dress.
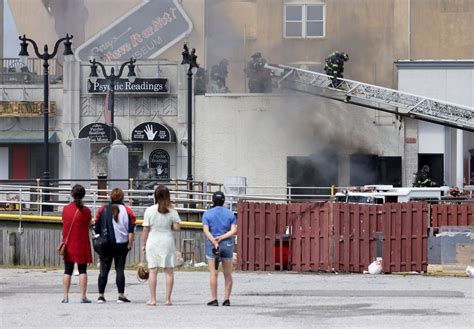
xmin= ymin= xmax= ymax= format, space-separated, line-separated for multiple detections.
xmin=61 ymin=184 xmax=93 ymax=303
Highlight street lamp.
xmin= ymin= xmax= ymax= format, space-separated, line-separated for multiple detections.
xmin=181 ymin=44 xmax=199 ymax=184
xmin=89 ymin=58 xmax=137 ymax=143
xmin=18 ymin=34 xmax=74 ymax=210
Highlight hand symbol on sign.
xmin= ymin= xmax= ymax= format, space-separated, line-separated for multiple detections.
xmin=144 ymin=124 xmax=157 ymax=140
xmin=156 ymin=165 xmax=164 ymax=175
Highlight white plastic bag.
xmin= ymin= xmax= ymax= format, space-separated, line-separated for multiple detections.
xmin=466 ymin=266 xmax=474 ymax=278
xmin=368 ymin=258 xmax=383 ymax=275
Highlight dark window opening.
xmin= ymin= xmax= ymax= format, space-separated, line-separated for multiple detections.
xmin=287 ymin=153 xmax=338 ymax=199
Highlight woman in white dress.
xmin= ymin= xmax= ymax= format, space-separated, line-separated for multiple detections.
xmin=141 ymin=185 xmax=181 ymax=305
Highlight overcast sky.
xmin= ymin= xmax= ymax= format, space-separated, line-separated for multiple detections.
xmin=3 ymin=0 xmax=19 ymax=57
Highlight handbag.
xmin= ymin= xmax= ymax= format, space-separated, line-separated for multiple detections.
xmin=93 ymin=206 xmax=111 ymax=255
xmin=137 ymin=245 xmax=149 ymax=282
xmin=137 ymin=262 xmax=149 ymax=282
xmin=57 ymin=209 xmax=79 ymax=256
xmin=92 ymin=235 xmax=109 ymax=255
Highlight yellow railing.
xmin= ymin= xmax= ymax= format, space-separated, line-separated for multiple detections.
xmin=0 ymin=213 xmax=203 ymax=229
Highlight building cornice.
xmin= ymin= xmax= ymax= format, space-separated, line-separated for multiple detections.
xmin=395 ymin=60 xmax=474 ymax=69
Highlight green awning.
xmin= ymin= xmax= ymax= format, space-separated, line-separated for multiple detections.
xmin=0 ymin=131 xmax=59 ymax=144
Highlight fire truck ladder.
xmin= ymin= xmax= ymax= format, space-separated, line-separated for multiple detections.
xmin=267 ymin=64 xmax=474 ymax=132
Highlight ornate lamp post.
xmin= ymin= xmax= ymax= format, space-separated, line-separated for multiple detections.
xmin=89 ymin=58 xmax=137 ymax=142
xmin=181 ymin=44 xmax=199 ymax=184
xmin=18 ymin=34 xmax=74 ymax=210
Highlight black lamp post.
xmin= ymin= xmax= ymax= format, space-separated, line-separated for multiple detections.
xmin=18 ymin=34 xmax=74 ymax=210
xmin=181 ymin=44 xmax=199 ymax=184
xmin=89 ymin=58 xmax=137 ymax=143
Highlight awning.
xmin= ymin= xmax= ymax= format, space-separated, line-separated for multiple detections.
xmin=0 ymin=131 xmax=59 ymax=144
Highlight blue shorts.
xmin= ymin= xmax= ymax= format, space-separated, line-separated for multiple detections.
xmin=206 ymin=238 xmax=234 ymax=260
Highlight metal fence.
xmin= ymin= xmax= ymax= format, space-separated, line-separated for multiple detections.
xmin=0 ymin=58 xmax=63 ymax=85
xmin=0 ymin=181 xmax=225 ymax=218
xmin=0 ymin=180 xmax=337 ymax=218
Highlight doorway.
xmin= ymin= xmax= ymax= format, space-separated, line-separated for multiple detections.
xmin=10 ymin=146 xmax=28 ymax=179
xmin=418 ymin=154 xmax=444 ymax=187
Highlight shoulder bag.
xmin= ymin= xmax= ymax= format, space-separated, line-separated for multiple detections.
xmin=93 ymin=206 xmax=111 ymax=256
xmin=57 ymin=209 xmax=79 ymax=256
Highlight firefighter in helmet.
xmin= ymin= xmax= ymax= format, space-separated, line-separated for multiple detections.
xmin=324 ymin=51 xmax=349 ymax=87
xmin=246 ymin=52 xmax=272 ymax=93
xmin=413 ymin=165 xmax=435 ymax=187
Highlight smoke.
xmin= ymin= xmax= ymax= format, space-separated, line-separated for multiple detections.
xmin=269 ymin=94 xmax=380 ymax=156
xmin=262 ymin=92 xmax=399 ymax=186
xmin=206 ymin=1 xmax=260 ymax=92
xmin=47 ymin=0 xmax=89 ymax=50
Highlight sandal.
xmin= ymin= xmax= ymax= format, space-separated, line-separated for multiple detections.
xmin=61 ymin=298 xmax=69 ymax=304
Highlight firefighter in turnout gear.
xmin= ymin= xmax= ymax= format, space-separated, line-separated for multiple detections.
xmin=413 ymin=165 xmax=435 ymax=187
xmin=324 ymin=51 xmax=349 ymax=88
xmin=246 ymin=52 xmax=272 ymax=93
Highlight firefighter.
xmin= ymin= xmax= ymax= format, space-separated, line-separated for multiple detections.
xmin=413 ymin=165 xmax=435 ymax=187
xmin=324 ymin=51 xmax=349 ymax=88
xmin=246 ymin=52 xmax=272 ymax=93
xmin=194 ymin=67 xmax=208 ymax=95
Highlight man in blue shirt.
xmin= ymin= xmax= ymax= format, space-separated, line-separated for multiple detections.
xmin=202 ymin=191 xmax=237 ymax=306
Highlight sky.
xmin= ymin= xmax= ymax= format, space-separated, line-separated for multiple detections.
xmin=3 ymin=0 xmax=19 ymax=57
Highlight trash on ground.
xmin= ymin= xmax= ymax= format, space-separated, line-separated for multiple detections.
xmin=368 ymin=258 xmax=383 ymax=274
xmin=466 ymin=266 xmax=474 ymax=277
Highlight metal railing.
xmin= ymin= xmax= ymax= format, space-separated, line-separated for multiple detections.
xmin=0 ymin=180 xmax=336 ymax=218
xmin=2 ymin=181 xmax=471 ymax=227
xmin=0 ymin=57 xmax=63 ymax=85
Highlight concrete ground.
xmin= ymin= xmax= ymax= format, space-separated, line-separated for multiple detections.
xmin=0 ymin=268 xmax=473 ymax=328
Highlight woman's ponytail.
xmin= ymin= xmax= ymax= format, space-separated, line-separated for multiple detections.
xmin=110 ymin=188 xmax=125 ymax=222
xmin=71 ymin=184 xmax=85 ymax=210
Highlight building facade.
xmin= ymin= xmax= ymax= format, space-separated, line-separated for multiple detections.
xmin=1 ymin=0 xmax=473 ymax=190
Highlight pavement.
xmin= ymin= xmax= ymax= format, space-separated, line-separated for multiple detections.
xmin=0 ymin=268 xmax=473 ymax=328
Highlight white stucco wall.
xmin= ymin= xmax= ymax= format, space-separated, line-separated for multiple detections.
xmin=194 ymin=93 xmax=404 ymax=190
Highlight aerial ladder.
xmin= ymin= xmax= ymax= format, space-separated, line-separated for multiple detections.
xmin=266 ymin=64 xmax=474 ymax=132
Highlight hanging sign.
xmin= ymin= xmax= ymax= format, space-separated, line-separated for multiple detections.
xmin=78 ymin=123 xmax=120 ymax=143
xmin=75 ymin=0 xmax=193 ymax=61
xmin=132 ymin=122 xmax=176 ymax=142
xmin=149 ymin=149 xmax=170 ymax=181
xmin=88 ymin=78 xmax=169 ymax=94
